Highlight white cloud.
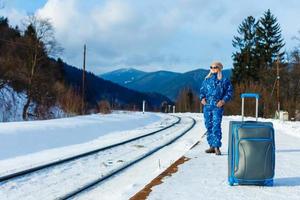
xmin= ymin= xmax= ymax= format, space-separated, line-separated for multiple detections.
xmin=91 ymin=1 xmax=132 ymax=32
xmin=1 ymin=7 xmax=26 ymax=27
xmin=3 ymin=0 xmax=300 ymax=73
xmin=36 ymin=0 xmax=199 ymax=73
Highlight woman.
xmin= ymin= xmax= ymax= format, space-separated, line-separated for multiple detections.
xmin=199 ymin=61 xmax=233 ymax=155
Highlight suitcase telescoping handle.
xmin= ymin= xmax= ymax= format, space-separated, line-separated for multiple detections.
xmin=241 ymin=93 xmax=260 ymax=122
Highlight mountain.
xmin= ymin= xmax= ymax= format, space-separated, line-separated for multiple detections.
xmin=100 ymin=68 xmax=147 ymax=85
xmin=63 ymin=64 xmax=173 ymax=110
xmin=100 ymin=68 xmax=232 ymax=100
xmin=125 ymin=70 xmax=181 ymax=92
xmin=100 ymin=69 xmax=181 ymax=94
xmin=157 ymin=68 xmax=209 ymax=100
xmin=151 ymin=68 xmax=231 ymax=100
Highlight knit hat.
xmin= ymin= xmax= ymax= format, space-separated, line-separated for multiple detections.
xmin=205 ymin=61 xmax=223 ymax=80
xmin=210 ymin=61 xmax=223 ymax=70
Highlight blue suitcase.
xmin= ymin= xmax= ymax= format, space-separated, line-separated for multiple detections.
xmin=228 ymin=93 xmax=275 ymax=186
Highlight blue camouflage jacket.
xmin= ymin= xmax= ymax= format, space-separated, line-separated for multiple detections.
xmin=199 ymin=73 xmax=233 ymax=106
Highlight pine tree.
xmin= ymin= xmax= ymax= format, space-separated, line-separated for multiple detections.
xmin=232 ymin=10 xmax=285 ymax=84
xmin=232 ymin=16 xmax=259 ymax=84
xmin=256 ymin=9 xmax=285 ymax=69
xmin=0 ymin=17 xmax=8 ymax=27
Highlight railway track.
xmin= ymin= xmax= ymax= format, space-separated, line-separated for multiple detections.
xmin=0 ymin=116 xmax=181 ymax=183
xmin=0 ymin=115 xmax=196 ymax=200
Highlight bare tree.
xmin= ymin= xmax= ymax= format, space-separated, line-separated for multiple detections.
xmin=292 ymin=30 xmax=300 ymax=49
xmin=22 ymin=15 xmax=63 ymax=57
xmin=20 ymin=15 xmax=62 ymax=120
xmin=176 ymin=87 xmax=200 ymax=113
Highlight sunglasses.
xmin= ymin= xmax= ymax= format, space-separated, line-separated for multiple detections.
xmin=210 ymin=66 xmax=219 ymax=69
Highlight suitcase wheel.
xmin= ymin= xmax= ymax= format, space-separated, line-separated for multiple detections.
xmin=228 ymin=177 xmax=234 ymax=186
xmin=264 ymin=180 xmax=273 ymax=186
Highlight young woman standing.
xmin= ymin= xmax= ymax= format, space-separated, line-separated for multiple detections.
xmin=199 ymin=61 xmax=233 ymax=155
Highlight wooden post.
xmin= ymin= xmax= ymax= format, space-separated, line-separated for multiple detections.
xmin=82 ymin=44 xmax=86 ymax=115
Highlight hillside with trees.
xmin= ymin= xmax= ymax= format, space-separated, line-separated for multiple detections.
xmin=0 ymin=16 xmax=70 ymax=120
xmin=170 ymin=10 xmax=299 ymax=117
xmin=228 ymin=9 xmax=300 ymax=119
xmin=100 ymin=68 xmax=232 ymax=101
xmin=62 ymin=62 xmax=172 ymax=112
xmin=0 ymin=16 xmax=172 ymax=121
xmin=1 ymin=9 xmax=299 ymax=121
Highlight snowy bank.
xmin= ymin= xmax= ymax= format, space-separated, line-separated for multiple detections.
xmin=0 ymin=111 xmax=163 ymax=160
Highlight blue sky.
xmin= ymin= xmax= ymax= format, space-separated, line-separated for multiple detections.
xmin=2 ymin=0 xmax=300 ymax=74
xmin=3 ymin=0 xmax=47 ymax=13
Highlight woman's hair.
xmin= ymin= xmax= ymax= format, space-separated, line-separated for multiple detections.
xmin=205 ymin=71 xmax=223 ymax=80
xmin=205 ymin=61 xmax=223 ymax=80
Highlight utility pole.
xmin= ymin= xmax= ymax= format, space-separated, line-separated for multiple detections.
xmin=276 ymin=56 xmax=280 ymax=113
xmin=82 ymin=44 xmax=86 ymax=115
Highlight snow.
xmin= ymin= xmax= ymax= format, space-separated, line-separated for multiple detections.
xmin=0 ymin=111 xmax=163 ymax=160
xmin=148 ymin=114 xmax=300 ymax=200
xmin=0 ymin=115 xmax=191 ymax=200
xmin=75 ymin=114 xmax=200 ymax=200
xmin=0 ymin=112 xmax=299 ymax=200
xmin=0 ymin=84 xmax=66 ymax=122
xmin=0 ymin=85 xmax=27 ymax=122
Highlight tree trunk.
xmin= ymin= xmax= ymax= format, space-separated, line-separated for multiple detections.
xmin=22 ymin=95 xmax=31 ymax=120
xmin=22 ymin=46 xmax=37 ymax=121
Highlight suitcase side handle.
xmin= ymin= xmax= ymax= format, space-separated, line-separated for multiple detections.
xmin=241 ymin=93 xmax=259 ymax=122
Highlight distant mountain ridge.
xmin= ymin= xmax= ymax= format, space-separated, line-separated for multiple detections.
xmin=101 ymin=68 xmax=147 ymax=85
xmin=99 ymin=68 xmax=232 ymax=100
xmin=63 ymin=64 xmax=172 ymax=110
xmin=125 ymin=70 xmax=181 ymax=93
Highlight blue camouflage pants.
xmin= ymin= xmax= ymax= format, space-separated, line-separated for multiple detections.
xmin=203 ymin=105 xmax=224 ymax=148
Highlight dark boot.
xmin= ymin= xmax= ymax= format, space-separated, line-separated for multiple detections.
xmin=205 ymin=147 xmax=215 ymax=153
xmin=215 ymin=147 xmax=221 ymax=155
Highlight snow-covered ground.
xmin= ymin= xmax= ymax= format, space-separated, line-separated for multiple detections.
xmin=0 ymin=112 xmax=299 ymax=200
xmin=0 ymin=84 xmax=66 ymax=123
xmin=147 ymin=114 xmax=300 ymax=200
xmin=0 ymin=85 xmax=27 ymax=122
xmin=0 ymin=114 xmax=192 ymax=200
xmin=0 ymin=111 xmax=163 ymax=160
xmin=76 ymin=114 xmax=200 ymax=200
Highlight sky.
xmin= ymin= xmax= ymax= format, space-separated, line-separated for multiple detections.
xmin=1 ymin=0 xmax=300 ymax=74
